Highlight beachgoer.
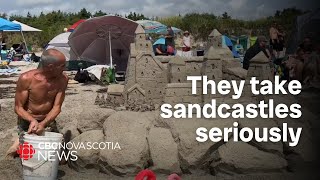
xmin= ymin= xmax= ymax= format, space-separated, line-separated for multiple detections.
xmin=277 ymin=25 xmax=285 ymax=54
xmin=299 ymin=37 xmax=313 ymax=54
xmin=5 ymin=49 xmax=68 ymax=159
xmin=165 ymin=26 xmax=175 ymax=48
xmin=243 ymin=36 xmax=270 ymax=70
xmin=269 ymin=22 xmax=281 ymax=58
xmin=182 ymin=31 xmax=191 ymax=52
xmin=155 ymin=44 xmax=167 ymax=56
xmin=302 ymin=50 xmax=320 ymax=84
xmin=285 ymin=48 xmax=305 ymax=81
xmin=167 ymin=45 xmax=175 ymax=55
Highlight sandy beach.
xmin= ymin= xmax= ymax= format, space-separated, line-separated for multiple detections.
xmin=0 ymin=63 xmax=219 ymax=179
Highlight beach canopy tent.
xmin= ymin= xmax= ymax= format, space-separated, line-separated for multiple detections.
xmin=222 ymin=35 xmax=240 ymax=58
xmin=0 ymin=19 xmax=42 ymax=54
xmin=0 ymin=18 xmax=21 ymax=31
xmin=68 ymin=15 xmax=140 ymax=71
xmin=46 ymin=32 xmax=73 ymax=61
xmin=229 ymin=35 xmax=249 ymax=51
xmin=287 ymin=9 xmax=320 ymax=54
xmin=4 ymin=20 xmax=42 ymax=32
xmin=9 ymin=20 xmax=42 ymax=52
xmin=0 ymin=18 xmax=24 ymax=60
xmin=46 ymin=32 xmax=93 ymax=70
xmin=222 ymin=35 xmax=233 ymax=48
xmin=47 ymin=32 xmax=71 ymax=48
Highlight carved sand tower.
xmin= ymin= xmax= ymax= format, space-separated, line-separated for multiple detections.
xmin=247 ymin=51 xmax=274 ymax=81
xmin=208 ymin=29 xmax=222 ymax=48
xmin=124 ymin=25 xmax=168 ymax=108
xmin=202 ymin=46 xmax=223 ymax=81
xmin=168 ymin=57 xmax=187 ymax=83
xmin=201 ymin=46 xmax=224 ymax=105
xmin=245 ymin=51 xmax=274 ymax=101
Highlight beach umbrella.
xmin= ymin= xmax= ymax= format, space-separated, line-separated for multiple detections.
xmin=155 ymin=27 xmax=181 ymax=34
xmin=136 ymin=20 xmax=181 ymax=34
xmin=68 ymin=15 xmax=139 ymax=71
xmin=136 ymin=20 xmax=167 ymax=34
xmin=153 ymin=37 xmax=166 ymax=46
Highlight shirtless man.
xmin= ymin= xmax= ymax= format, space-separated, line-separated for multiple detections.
xmin=6 ymin=49 xmax=68 ymax=158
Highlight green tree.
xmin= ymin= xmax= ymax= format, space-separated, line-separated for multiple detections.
xmin=126 ymin=12 xmax=147 ymax=21
xmin=0 ymin=13 xmax=8 ymax=19
xmin=222 ymin=12 xmax=231 ymax=19
xmin=94 ymin=10 xmax=107 ymax=17
xmin=27 ymin=12 xmax=32 ymax=18
xmin=78 ymin=8 xmax=91 ymax=19
xmin=181 ymin=13 xmax=217 ymax=40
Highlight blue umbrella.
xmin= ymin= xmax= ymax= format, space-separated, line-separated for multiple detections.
xmin=136 ymin=20 xmax=181 ymax=34
xmin=153 ymin=38 xmax=166 ymax=46
xmin=155 ymin=27 xmax=181 ymax=34
xmin=153 ymin=38 xmax=167 ymax=55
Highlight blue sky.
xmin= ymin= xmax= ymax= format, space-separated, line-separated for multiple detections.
xmin=0 ymin=0 xmax=318 ymax=20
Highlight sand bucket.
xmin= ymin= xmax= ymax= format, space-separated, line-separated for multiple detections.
xmin=20 ymin=132 xmax=64 ymax=180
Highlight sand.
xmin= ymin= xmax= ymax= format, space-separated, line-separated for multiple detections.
xmin=0 ymin=73 xmax=213 ymax=179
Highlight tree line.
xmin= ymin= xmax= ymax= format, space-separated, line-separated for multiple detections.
xmin=0 ymin=7 xmax=306 ymax=50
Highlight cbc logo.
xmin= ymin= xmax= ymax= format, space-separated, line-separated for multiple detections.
xmin=17 ymin=142 xmax=35 ymax=160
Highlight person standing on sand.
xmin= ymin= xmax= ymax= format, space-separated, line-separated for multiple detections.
xmin=182 ymin=31 xmax=191 ymax=52
xmin=5 ymin=49 xmax=68 ymax=158
xmin=165 ymin=26 xmax=175 ymax=48
xmin=269 ymin=22 xmax=283 ymax=58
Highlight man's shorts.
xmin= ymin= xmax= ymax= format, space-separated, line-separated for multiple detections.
xmin=17 ymin=117 xmax=58 ymax=135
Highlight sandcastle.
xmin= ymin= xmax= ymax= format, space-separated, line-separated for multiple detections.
xmin=98 ymin=28 xmax=278 ymax=111
xmin=122 ymin=29 xmax=251 ymax=109
xmin=76 ymin=29 xmax=315 ymax=177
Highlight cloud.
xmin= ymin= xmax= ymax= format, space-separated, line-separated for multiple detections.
xmin=0 ymin=0 xmax=317 ymax=19
xmin=229 ymin=0 xmax=248 ymax=10
xmin=16 ymin=0 xmax=57 ymax=7
xmin=255 ymin=4 xmax=266 ymax=18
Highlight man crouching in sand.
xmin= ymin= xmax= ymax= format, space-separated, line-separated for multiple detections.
xmin=5 ymin=49 xmax=68 ymax=158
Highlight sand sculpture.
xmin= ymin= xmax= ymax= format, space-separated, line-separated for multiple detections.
xmin=75 ymin=29 xmax=314 ymax=177
xmin=122 ymin=29 xmax=253 ymax=109
xmin=98 ymin=28 xmax=285 ymax=118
